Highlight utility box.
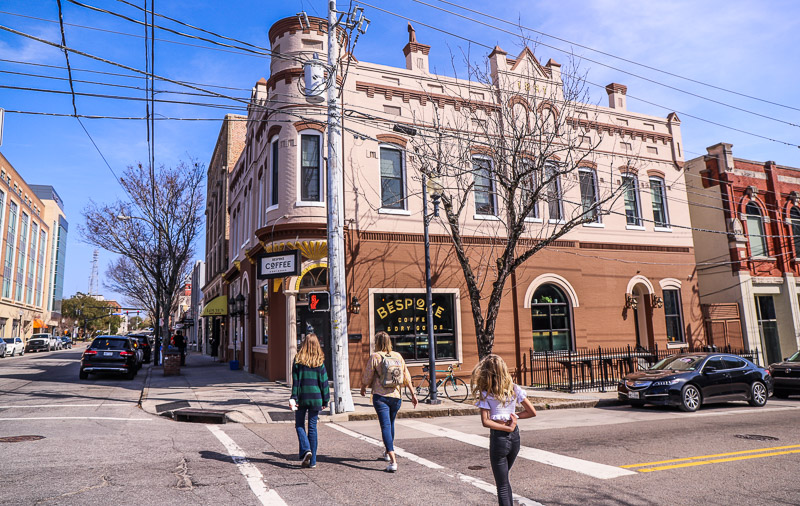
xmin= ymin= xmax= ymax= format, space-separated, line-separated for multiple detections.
xmin=164 ymin=350 xmax=181 ymax=376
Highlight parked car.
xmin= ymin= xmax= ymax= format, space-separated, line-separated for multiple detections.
xmin=3 ymin=337 xmax=25 ymax=356
xmin=618 ymin=353 xmax=773 ymax=412
xmin=0 ymin=339 xmax=5 ymax=357
xmin=26 ymin=334 xmax=52 ymax=353
xmin=129 ymin=339 xmax=144 ymax=370
xmin=129 ymin=334 xmax=151 ymax=363
xmin=79 ymin=336 xmax=138 ymax=380
xmin=769 ymin=351 xmax=800 ymax=398
xmin=59 ymin=336 xmax=73 ymax=349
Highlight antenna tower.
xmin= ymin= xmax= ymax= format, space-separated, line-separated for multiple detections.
xmin=88 ymin=249 xmax=99 ymax=296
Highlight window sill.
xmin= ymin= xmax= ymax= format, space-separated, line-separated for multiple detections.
xmin=666 ymin=342 xmax=688 ymax=349
xmin=582 ymin=222 xmax=604 ymax=228
xmin=379 ymin=208 xmax=410 ymax=216
xmin=750 ymin=256 xmax=777 ymax=261
xmin=524 ymin=217 xmax=543 ymax=223
xmin=626 ymin=224 xmax=646 ymax=231
xmin=294 ymin=201 xmax=325 ymax=208
xmin=265 ymin=204 xmax=279 ymax=214
xmin=474 ymin=214 xmax=500 ymax=221
xmin=548 ymin=219 xmax=566 ymax=225
xmin=654 ymin=226 xmax=672 ymax=233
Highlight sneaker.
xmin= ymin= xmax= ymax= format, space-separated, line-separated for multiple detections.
xmin=383 ymin=452 xmax=391 ymax=462
xmin=301 ymin=451 xmax=312 ymax=468
xmin=386 ymin=462 xmax=398 ymax=472
xmin=310 ymin=464 xmax=317 ymax=469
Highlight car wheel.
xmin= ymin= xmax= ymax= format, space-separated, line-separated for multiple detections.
xmin=20 ymin=349 xmax=24 ymax=356
xmin=79 ymin=370 xmax=88 ymax=380
xmin=10 ymin=349 xmax=15 ymax=357
xmin=748 ymin=381 xmax=768 ymax=407
xmin=126 ymin=370 xmax=136 ymax=380
xmin=679 ymin=384 xmax=702 ymax=412
xmin=774 ymin=390 xmax=790 ymax=399
xmin=630 ymin=401 xmax=646 ymax=408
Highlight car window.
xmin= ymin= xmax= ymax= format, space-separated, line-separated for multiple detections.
xmin=705 ymin=358 xmax=726 ymax=370
xmin=651 ymin=355 xmax=705 ymax=371
xmin=2 ymin=338 xmax=12 ymax=344
xmin=722 ymin=357 xmax=746 ymax=369
xmin=90 ymin=339 xmax=129 ymax=350
xmin=787 ymin=351 xmax=800 ymax=363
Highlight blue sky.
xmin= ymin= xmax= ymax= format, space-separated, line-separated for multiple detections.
xmin=1 ymin=0 xmax=798 ymax=301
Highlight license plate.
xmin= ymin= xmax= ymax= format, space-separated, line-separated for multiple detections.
xmin=104 ymin=352 xmax=113 ymax=356
xmin=629 ymin=391 xmax=640 ymax=399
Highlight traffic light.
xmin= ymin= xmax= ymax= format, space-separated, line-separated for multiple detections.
xmin=308 ymin=291 xmax=330 ymax=312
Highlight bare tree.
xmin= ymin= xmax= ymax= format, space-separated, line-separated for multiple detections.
xmin=82 ymin=161 xmax=205 ymax=356
xmin=408 ymin=46 xmax=634 ymax=358
xmin=104 ymin=256 xmax=190 ymax=322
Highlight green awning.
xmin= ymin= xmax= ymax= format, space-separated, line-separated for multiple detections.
xmin=201 ymin=295 xmax=228 ymax=317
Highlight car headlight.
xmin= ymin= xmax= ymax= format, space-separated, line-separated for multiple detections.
xmin=651 ymin=379 xmax=680 ymax=387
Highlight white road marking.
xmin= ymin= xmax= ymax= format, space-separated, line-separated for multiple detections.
xmin=328 ymin=422 xmax=542 ymax=506
xmin=0 ymin=404 xmax=132 ymax=408
xmin=399 ymin=419 xmax=636 ymax=480
xmin=0 ymin=416 xmax=151 ymax=421
xmin=207 ymin=425 xmax=287 ymax=506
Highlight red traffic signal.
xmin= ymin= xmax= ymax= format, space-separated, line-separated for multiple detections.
xmin=308 ymin=291 xmax=330 ymax=312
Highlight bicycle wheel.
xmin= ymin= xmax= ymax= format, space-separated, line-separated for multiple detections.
xmin=444 ymin=377 xmax=470 ymax=403
xmin=406 ymin=375 xmax=430 ymax=402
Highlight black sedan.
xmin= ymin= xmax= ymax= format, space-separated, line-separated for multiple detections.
xmin=79 ymin=336 xmax=138 ymax=380
xmin=769 ymin=351 xmax=800 ymax=398
xmin=618 ymin=353 xmax=773 ymax=412
xmin=129 ymin=335 xmax=152 ymax=363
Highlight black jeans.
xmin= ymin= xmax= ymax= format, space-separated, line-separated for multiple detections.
xmin=490 ymin=427 xmax=520 ymax=506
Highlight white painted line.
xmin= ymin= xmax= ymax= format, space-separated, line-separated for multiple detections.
xmin=399 ymin=419 xmax=636 ymax=480
xmin=0 ymin=404 xmax=132 ymax=408
xmin=207 ymin=425 xmax=287 ymax=506
xmin=328 ymin=423 xmax=542 ymax=506
xmin=0 ymin=417 xmax=152 ymax=421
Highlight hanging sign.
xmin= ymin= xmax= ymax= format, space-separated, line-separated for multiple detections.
xmin=257 ymin=250 xmax=300 ymax=279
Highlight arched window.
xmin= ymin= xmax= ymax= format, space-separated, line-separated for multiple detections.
xmin=791 ymin=207 xmax=800 ymax=258
xmin=531 ymin=284 xmax=572 ymax=352
xmin=745 ymin=202 xmax=767 ymax=257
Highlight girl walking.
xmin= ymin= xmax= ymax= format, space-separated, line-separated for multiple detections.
xmin=360 ymin=331 xmax=418 ymax=472
xmin=471 ymin=354 xmax=536 ymax=506
xmin=290 ymin=333 xmax=329 ymax=468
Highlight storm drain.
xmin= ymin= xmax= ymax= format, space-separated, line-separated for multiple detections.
xmin=172 ymin=408 xmax=227 ymax=424
xmin=734 ymin=434 xmax=779 ymax=441
xmin=0 ymin=435 xmax=45 ymax=443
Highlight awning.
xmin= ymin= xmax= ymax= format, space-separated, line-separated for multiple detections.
xmin=32 ymin=318 xmax=45 ymax=328
xmin=201 ymin=295 xmax=227 ymax=317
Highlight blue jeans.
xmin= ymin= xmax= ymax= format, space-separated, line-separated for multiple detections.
xmin=295 ymin=407 xmax=320 ymax=466
xmin=373 ymin=395 xmax=402 ymax=452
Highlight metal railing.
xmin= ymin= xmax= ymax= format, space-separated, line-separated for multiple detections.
xmin=521 ymin=344 xmax=760 ymax=393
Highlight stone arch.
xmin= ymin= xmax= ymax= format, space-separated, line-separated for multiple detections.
xmin=659 ymin=278 xmax=682 ymax=290
xmin=626 ymin=275 xmax=655 ymax=295
xmin=523 ymin=273 xmax=579 ymax=308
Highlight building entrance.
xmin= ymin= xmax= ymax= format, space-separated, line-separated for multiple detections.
xmin=295 ymin=303 xmax=332 ymax=376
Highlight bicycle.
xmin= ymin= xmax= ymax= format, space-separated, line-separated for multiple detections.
xmin=405 ymin=364 xmax=470 ymax=403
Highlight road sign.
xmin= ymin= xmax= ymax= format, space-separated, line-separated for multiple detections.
xmin=308 ymin=291 xmax=330 ymax=312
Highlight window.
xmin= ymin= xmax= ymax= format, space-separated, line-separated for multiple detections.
xmin=26 ymin=222 xmax=37 ymax=304
xmin=545 ymin=163 xmax=562 ymax=221
xmin=791 ymin=207 xmax=800 ymax=258
xmin=15 ymin=212 xmax=28 ymax=301
xmin=663 ymin=289 xmax=684 ymax=343
xmin=300 ymin=134 xmax=322 ymax=202
xmin=373 ymin=292 xmax=457 ymax=362
xmin=520 ymin=160 xmax=538 ymax=219
xmin=270 ymin=137 xmax=279 ymax=206
xmin=531 ymin=284 xmax=571 ymax=352
xmin=472 ymin=157 xmax=496 ymax=215
xmin=578 ymin=168 xmax=599 ymax=223
xmin=650 ymin=177 xmax=669 ymax=227
xmin=745 ymin=202 xmax=767 ymax=257
xmin=3 ymin=201 xmax=17 ymax=298
xmin=380 ymin=147 xmax=405 ymax=209
xmin=755 ymin=295 xmax=781 ymax=365
xmin=260 ymin=285 xmax=269 ymax=346
xmin=622 ymin=174 xmax=642 ymax=226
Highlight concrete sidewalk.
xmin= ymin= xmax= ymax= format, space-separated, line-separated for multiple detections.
xmin=139 ymin=352 xmax=620 ymax=423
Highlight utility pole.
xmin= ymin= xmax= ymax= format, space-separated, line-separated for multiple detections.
xmin=327 ymin=0 xmax=354 ymax=413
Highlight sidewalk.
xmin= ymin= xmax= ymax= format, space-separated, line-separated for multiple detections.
xmin=139 ymin=352 xmax=620 ymax=424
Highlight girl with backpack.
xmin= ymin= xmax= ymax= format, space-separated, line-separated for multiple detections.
xmin=290 ymin=333 xmax=329 ymax=468
xmin=360 ymin=331 xmax=418 ymax=472
xmin=471 ymin=354 xmax=537 ymax=506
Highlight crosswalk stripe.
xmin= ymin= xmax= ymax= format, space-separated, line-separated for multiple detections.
xmin=398 ymin=419 xmax=636 ymax=480
xmin=329 ymin=423 xmax=542 ymax=506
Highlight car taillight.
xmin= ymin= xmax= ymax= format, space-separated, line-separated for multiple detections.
xmin=120 ymin=351 xmax=133 ymax=357
xmin=84 ymin=350 xmax=97 ymax=356
xmin=765 ymin=369 xmax=771 ymax=376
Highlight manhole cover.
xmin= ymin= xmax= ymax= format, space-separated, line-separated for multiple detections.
xmin=0 ymin=435 xmax=45 ymax=443
xmin=468 ymin=465 xmax=486 ymax=470
xmin=734 ymin=434 xmax=779 ymax=441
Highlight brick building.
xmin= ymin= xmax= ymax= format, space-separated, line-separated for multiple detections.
xmin=213 ymin=16 xmax=704 ymax=383
xmin=686 ymin=143 xmax=800 ymax=365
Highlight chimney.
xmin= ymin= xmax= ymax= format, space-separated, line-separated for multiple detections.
xmin=605 ymin=83 xmax=627 ymax=110
xmin=403 ymin=23 xmax=430 ymax=73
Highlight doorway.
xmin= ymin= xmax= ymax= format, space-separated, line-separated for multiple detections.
xmin=755 ymin=295 xmax=781 ymax=365
xmin=295 ymin=303 xmax=332 ymax=375
xmin=631 ymin=285 xmax=653 ymax=349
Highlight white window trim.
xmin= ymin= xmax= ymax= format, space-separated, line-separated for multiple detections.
xmin=270 ymin=135 xmax=280 ymax=208
xmin=659 ymin=278 xmax=682 ymax=290
xmin=626 ymin=224 xmax=646 ymax=231
xmin=265 ymin=204 xmax=279 ymax=214
xmin=649 ymin=176 xmax=670 ymax=228
xmin=379 ymin=208 xmax=411 ymax=216
xmin=583 ymin=222 xmax=605 ymax=228
xmin=622 ymin=174 xmax=643 ymax=227
xmin=297 ymin=130 xmax=324 ymax=204
xmin=472 ymin=155 xmax=497 ymax=217
xmin=367 ymin=287 xmax=463 ymax=365
xmin=548 ymin=219 xmax=566 ymax=225
xmin=379 ymin=144 xmax=407 ymax=211
xmin=578 ymin=167 xmax=602 ymax=224
xmin=654 ymin=226 xmax=672 ymax=233
xmin=475 ymin=214 xmax=501 ymax=221
xmin=524 ymin=216 xmax=543 ymax=224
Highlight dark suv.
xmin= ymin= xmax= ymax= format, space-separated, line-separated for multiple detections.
xmin=129 ymin=334 xmax=152 ymax=363
xmin=80 ymin=336 xmax=138 ymax=380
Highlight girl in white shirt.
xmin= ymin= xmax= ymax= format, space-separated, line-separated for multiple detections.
xmin=471 ymin=354 xmax=537 ymax=506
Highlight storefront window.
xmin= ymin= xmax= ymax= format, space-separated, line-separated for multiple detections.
xmin=373 ymin=292 xmax=457 ymax=362
xmin=531 ymin=284 xmax=571 ymax=352
xmin=260 ymin=285 xmax=269 ymax=346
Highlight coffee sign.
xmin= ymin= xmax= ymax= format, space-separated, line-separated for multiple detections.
xmin=257 ymin=250 xmax=300 ymax=279
xmin=374 ymin=293 xmax=454 ymax=335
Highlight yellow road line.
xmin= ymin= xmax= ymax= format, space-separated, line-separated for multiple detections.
xmin=621 ymin=443 xmax=800 ymax=468
xmin=637 ymin=449 xmax=800 ymax=472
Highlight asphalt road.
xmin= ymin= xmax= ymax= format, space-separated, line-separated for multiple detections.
xmin=2 ymin=347 xmax=799 ymax=505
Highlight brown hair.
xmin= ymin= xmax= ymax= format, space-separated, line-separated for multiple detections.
xmin=374 ymin=331 xmax=392 ymax=353
xmin=295 ymin=333 xmax=325 ymax=368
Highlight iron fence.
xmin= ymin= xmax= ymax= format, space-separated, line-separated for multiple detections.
xmin=522 ymin=344 xmax=760 ymax=393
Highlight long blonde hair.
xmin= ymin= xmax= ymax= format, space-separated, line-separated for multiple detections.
xmin=471 ymin=354 xmax=515 ymax=405
xmin=374 ymin=331 xmax=392 ymax=353
xmin=295 ymin=333 xmax=325 ymax=368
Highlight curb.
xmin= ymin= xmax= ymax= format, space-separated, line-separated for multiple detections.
xmin=137 ymin=364 xmax=153 ymax=410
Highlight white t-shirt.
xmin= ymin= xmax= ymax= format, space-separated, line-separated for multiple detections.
xmin=475 ymin=384 xmax=527 ymax=421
